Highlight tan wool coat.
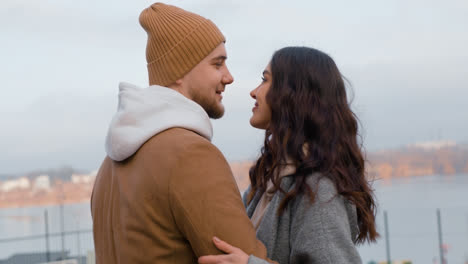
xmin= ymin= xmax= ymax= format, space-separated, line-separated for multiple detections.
xmin=91 ymin=128 xmax=268 ymax=263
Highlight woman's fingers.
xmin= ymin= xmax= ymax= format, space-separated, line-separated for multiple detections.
xmin=212 ymin=236 xmax=238 ymax=254
xmin=198 ymin=254 xmax=229 ymax=264
xmin=198 ymin=237 xmax=249 ymax=264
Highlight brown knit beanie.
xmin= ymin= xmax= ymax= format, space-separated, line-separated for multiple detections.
xmin=139 ymin=3 xmax=225 ymax=87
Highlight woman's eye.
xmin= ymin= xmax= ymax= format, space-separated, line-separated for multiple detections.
xmin=261 ymin=77 xmax=267 ymax=82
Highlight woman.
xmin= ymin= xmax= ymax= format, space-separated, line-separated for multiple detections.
xmin=199 ymin=47 xmax=378 ymax=264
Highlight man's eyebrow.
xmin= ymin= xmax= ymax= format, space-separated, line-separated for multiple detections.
xmin=211 ymin=55 xmax=227 ymax=62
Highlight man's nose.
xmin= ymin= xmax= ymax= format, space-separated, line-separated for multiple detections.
xmin=223 ymin=68 xmax=234 ymax=84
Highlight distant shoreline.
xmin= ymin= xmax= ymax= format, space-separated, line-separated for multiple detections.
xmin=1 ymin=143 xmax=467 ymax=209
xmin=0 ymin=181 xmax=93 ymax=210
xmin=0 ymin=198 xmax=91 ymax=210
xmin=1 ymin=173 xmax=467 ymax=210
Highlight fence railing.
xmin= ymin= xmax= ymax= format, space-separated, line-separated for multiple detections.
xmin=1 ymin=207 xmax=468 ymax=264
xmin=0 ymin=209 xmax=94 ymax=264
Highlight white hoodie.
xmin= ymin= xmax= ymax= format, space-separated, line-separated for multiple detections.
xmin=105 ymin=82 xmax=213 ymax=161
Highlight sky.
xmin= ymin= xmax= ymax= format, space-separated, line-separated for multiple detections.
xmin=1 ymin=0 xmax=467 ymax=174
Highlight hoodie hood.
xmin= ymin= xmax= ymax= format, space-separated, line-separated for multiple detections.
xmin=105 ymin=82 xmax=213 ymax=161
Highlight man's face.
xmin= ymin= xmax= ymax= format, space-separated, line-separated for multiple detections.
xmin=179 ymin=43 xmax=234 ymax=119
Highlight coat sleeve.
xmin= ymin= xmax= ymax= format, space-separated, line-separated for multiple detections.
xmin=168 ymin=140 xmax=269 ymax=259
xmin=289 ymin=178 xmax=362 ymax=264
xmin=248 ymin=255 xmax=274 ymax=264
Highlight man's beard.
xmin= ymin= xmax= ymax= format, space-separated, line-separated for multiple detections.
xmin=191 ymin=92 xmax=225 ymax=119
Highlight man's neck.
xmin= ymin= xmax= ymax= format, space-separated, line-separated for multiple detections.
xmin=167 ymin=83 xmax=193 ymax=101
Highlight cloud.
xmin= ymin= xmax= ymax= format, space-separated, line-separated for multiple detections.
xmin=1 ymin=90 xmax=117 ymax=173
xmin=1 ymin=0 xmax=468 ymax=173
xmin=345 ymin=57 xmax=468 ymax=150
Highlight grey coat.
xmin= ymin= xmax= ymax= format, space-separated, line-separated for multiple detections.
xmin=244 ymin=173 xmax=362 ymax=264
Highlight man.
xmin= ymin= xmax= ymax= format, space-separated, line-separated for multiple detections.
xmin=91 ymin=2 xmax=269 ymax=263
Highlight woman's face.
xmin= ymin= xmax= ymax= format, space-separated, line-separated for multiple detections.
xmin=249 ymin=63 xmax=272 ymax=129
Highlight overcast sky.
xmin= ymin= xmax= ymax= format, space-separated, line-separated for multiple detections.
xmin=1 ymin=0 xmax=467 ymax=174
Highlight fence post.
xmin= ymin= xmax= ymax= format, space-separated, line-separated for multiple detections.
xmin=384 ymin=210 xmax=391 ymax=264
xmin=44 ymin=210 xmax=50 ymax=262
xmin=437 ymin=208 xmax=445 ymax=264
xmin=60 ymin=203 xmax=65 ymax=260
xmin=76 ymin=221 xmax=81 ymax=264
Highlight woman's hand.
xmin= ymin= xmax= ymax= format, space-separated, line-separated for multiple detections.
xmin=198 ymin=236 xmax=249 ymax=264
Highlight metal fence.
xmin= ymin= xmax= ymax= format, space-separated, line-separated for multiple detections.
xmin=359 ymin=207 xmax=468 ymax=264
xmin=0 ymin=209 xmax=94 ymax=264
xmin=1 ymin=207 xmax=468 ymax=264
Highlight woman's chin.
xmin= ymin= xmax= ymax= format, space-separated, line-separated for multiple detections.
xmin=249 ymin=118 xmax=267 ymax=130
xmin=249 ymin=117 xmax=256 ymax=127
xmin=249 ymin=117 xmax=259 ymax=128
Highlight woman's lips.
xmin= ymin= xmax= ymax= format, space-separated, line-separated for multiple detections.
xmin=252 ymin=102 xmax=258 ymax=112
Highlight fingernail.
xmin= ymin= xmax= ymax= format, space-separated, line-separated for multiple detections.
xmin=213 ymin=236 xmax=220 ymax=242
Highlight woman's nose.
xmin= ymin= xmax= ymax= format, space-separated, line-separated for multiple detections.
xmin=250 ymin=88 xmax=257 ymax=99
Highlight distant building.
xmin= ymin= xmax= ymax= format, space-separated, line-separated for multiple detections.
xmin=0 ymin=250 xmax=87 ymax=264
xmin=40 ymin=259 xmax=78 ymax=264
xmin=0 ymin=177 xmax=30 ymax=192
xmin=410 ymin=140 xmax=456 ymax=150
xmin=89 ymin=170 xmax=98 ymax=178
xmin=86 ymin=251 xmax=95 ymax=264
xmin=0 ymin=251 xmax=68 ymax=264
xmin=71 ymin=173 xmax=94 ymax=184
xmin=34 ymin=175 xmax=51 ymax=191
xmin=39 ymin=259 xmax=78 ymax=264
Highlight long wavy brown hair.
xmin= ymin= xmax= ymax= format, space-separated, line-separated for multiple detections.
xmin=248 ymin=46 xmax=378 ymax=243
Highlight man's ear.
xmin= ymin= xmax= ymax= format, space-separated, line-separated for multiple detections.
xmin=168 ymin=78 xmax=183 ymax=89
xmin=168 ymin=78 xmax=192 ymax=100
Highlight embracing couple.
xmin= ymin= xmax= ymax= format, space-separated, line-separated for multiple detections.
xmin=91 ymin=2 xmax=378 ymax=264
